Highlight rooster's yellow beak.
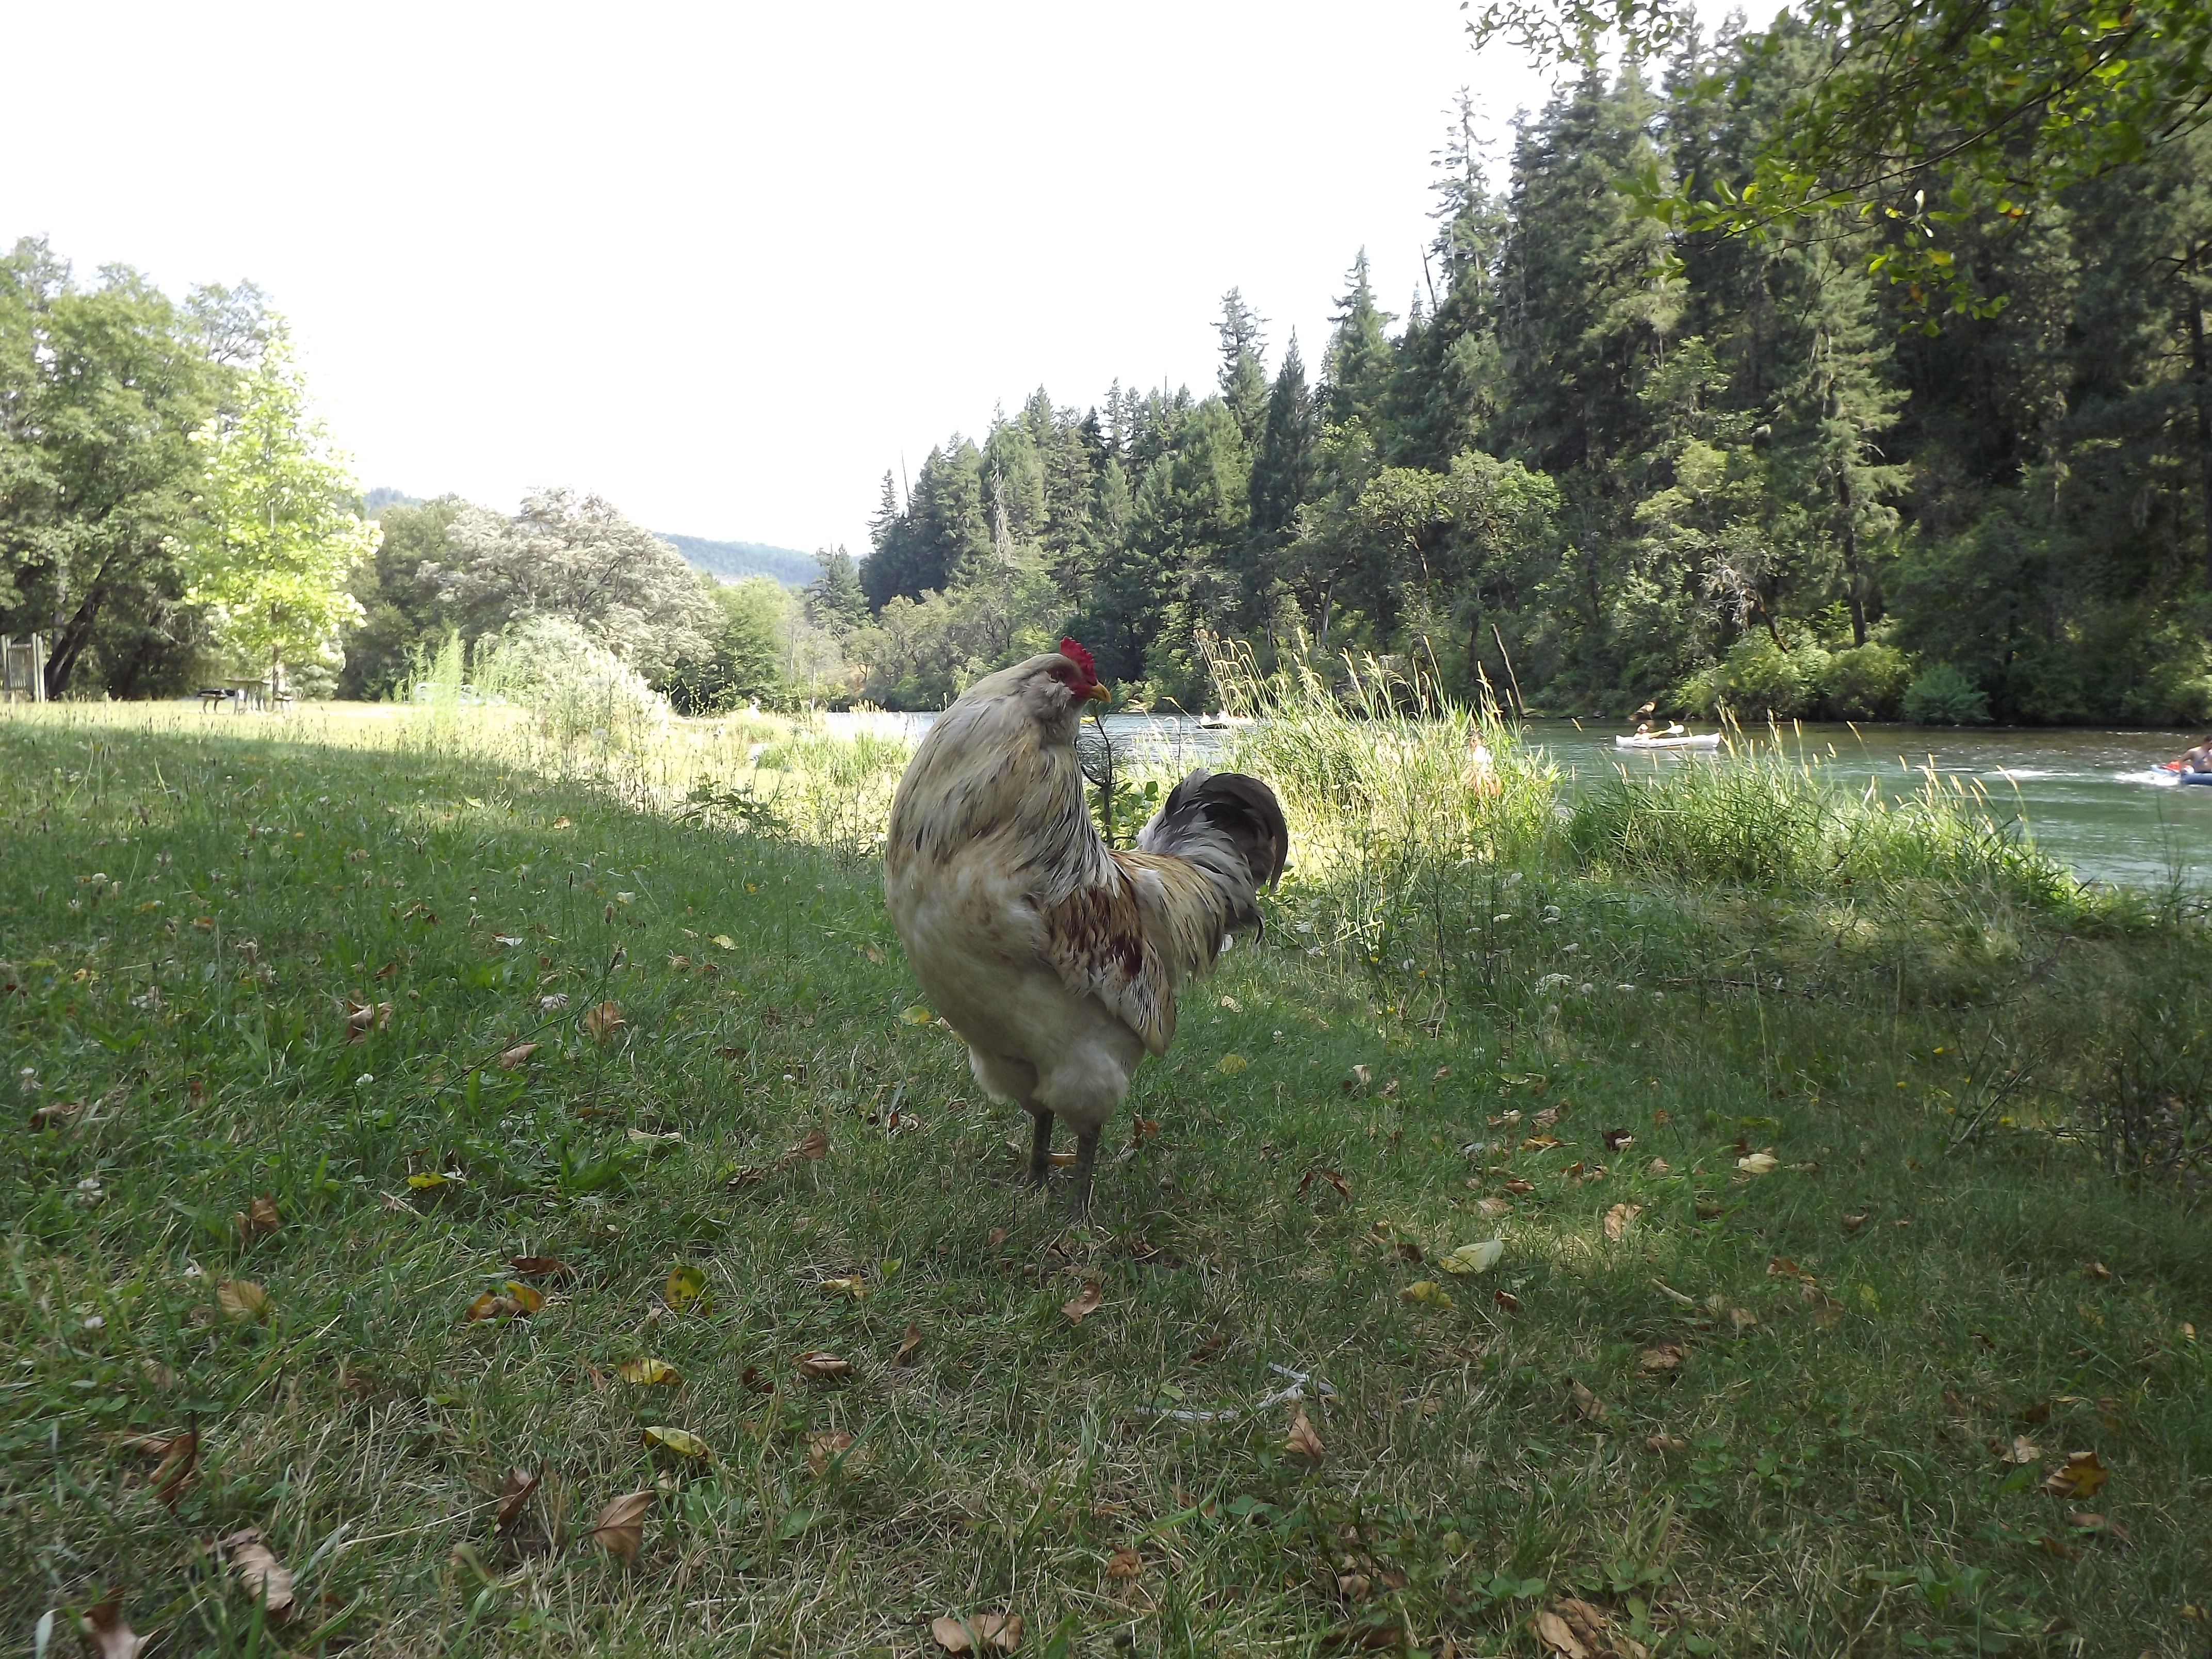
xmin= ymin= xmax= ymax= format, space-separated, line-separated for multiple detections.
xmin=1087 ymin=682 xmax=1112 ymax=703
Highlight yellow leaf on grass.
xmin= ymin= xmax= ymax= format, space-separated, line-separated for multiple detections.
xmin=664 ymin=1263 xmax=709 ymax=1312
xmin=712 ymin=934 xmax=736 ymax=950
xmin=1062 ymin=1281 xmax=1104 ymax=1323
xmin=1441 ymin=1240 xmax=1505 ymax=1275
xmin=617 ymin=1357 xmax=680 ymax=1386
xmin=1217 ymin=1053 xmax=1248 ymax=1075
xmin=821 ymin=1275 xmax=866 ymax=1298
xmin=219 ymin=1526 xmax=294 ymax=1617
xmin=589 ymin=1489 xmax=652 ymax=1563
xmin=406 ymin=1172 xmax=451 ymax=1191
xmin=1400 ymin=1279 xmax=1453 ymax=1307
xmin=931 ymin=1613 xmax=1022 ymax=1653
xmin=1604 ymin=1202 xmax=1642 ymax=1241
xmin=583 ymin=1001 xmax=624 ymax=1041
xmin=643 ymin=1425 xmax=709 ymax=1460
xmin=900 ymin=1005 xmax=934 ymax=1025
xmin=2042 ymin=1450 xmax=2108 ymax=1498
xmin=1285 ymin=1407 xmax=1326 ymax=1459
xmin=1736 ymin=1152 xmax=1779 ymax=1176
xmin=217 ymin=1279 xmax=270 ymax=1321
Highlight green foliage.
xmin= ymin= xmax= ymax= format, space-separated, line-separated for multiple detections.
xmin=1902 ymin=662 xmax=1994 ymax=725
xmin=1819 ymin=642 xmax=1913 ymax=720
xmin=341 ymin=496 xmax=467 ymax=699
xmin=180 ymin=332 xmax=378 ymax=690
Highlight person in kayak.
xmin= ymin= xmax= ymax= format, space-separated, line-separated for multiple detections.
xmin=1634 ymin=720 xmax=1687 ymax=740
xmin=2165 ymin=739 xmax=2212 ymax=772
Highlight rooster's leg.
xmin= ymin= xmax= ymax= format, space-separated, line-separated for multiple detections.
xmin=1026 ymin=1109 xmax=1054 ymax=1188
xmin=1065 ymin=1128 xmax=1100 ymax=1218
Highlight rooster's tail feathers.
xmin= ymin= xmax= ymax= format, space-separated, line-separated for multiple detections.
xmin=1136 ymin=769 xmax=1288 ymax=896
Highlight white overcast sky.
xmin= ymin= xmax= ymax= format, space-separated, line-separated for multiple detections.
xmin=10 ymin=1 xmax=1660 ymax=556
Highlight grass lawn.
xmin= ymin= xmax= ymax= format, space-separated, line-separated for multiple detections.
xmin=3 ymin=705 xmax=2207 ymax=1657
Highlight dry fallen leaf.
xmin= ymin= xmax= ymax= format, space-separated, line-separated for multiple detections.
xmin=589 ymin=1490 xmax=652 ymax=1563
xmin=1730 ymin=1307 xmax=1760 ymax=1333
xmin=821 ymin=1274 xmax=866 ymax=1299
xmin=785 ymin=1127 xmax=828 ymax=1164
xmin=1105 ymin=1545 xmax=1142 ymax=1581
xmin=2002 ymin=1435 xmax=2042 ymax=1465
xmin=931 ymin=1613 xmax=1022 ymax=1653
xmin=235 ymin=1194 xmax=280 ymax=1240
xmin=219 ymin=1526 xmax=295 ymax=1617
xmin=497 ymin=1042 xmax=539 ymax=1069
xmin=1639 ymin=1343 xmax=1685 ymax=1372
xmin=81 ymin=1597 xmax=147 ymax=1659
xmin=217 ymin=1279 xmax=270 ymax=1322
xmin=1568 ymin=1377 xmax=1609 ymax=1424
xmin=2064 ymin=1510 xmax=2132 ymax=1543
xmin=798 ymin=1351 xmax=852 ymax=1381
xmin=806 ymin=1429 xmax=862 ymax=1475
xmin=1502 ymin=1178 xmax=1536 ymax=1195
xmin=892 ymin=1322 xmax=922 ymax=1367
xmin=617 ymin=1357 xmax=680 ymax=1386
xmin=1534 ymin=1608 xmax=1591 ymax=1659
xmin=1645 ymin=1433 xmax=1688 ymax=1454
xmin=2043 ymin=1451 xmax=2109 ymax=1499
xmin=1062 ymin=1281 xmax=1104 ymax=1323
xmin=1400 ymin=1279 xmax=1454 ymax=1307
xmin=343 ymin=998 xmax=394 ymax=1041
xmin=29 ymin=1099 xmax=86 ymax=1131
xmin=139 ymin=1428 xmax=197 ymax=1508
xmin=1474 ymin=1196 xmax=1514 ymax=1221
xmin=464 ymin=1282 xmax=542 ymax=1322
xmin=507 ymin=1255 xmax=573 ymax=1280
xmin=1646 ymin=1157 xmax=1671 ymax=1175
xmin=1736 ymin=1151 xmax=1779 ymax=1176
xmin=1285 ymin=1407 xmax=1326 ymax=1459
xmin=1493 ymin=1289 xmax=1523 ymax=1315
xmin=643 ymin=1425 xmax=710 ymax=1460
xmin=582 ymin=1000 xmax=625 ymax=1042
xmin=1603 ymin=1202 xmax=1642 ymax=1241
xmin=494 ymin=1467 xmax=539 ymax=1530
xmin=1298 ymin=1167 xmax=1353 ymax=1201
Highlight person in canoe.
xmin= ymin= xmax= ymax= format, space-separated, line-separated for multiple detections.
xmin=2162 ymin=739 xmax=2212 ymax=774
xmin=1633 ymin=719 xmax=1687 ymax=740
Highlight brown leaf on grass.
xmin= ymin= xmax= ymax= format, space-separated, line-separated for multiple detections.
xmin=235 ymin=1194 xmax=280 ymax=1240
xmin=1062 ymin=1281 xmax=1104 ymax=1323
xmin=1601 ymin=1127 xmax=1634 ymax=1151
xmin=1522 ymin=1135 xmax=1562 ymax=1150
xmin=931 ymin=1613 xmax=1022 ymax=1653
xmin=1999 ymin=1435 xmax=2042 ymax=1465
xmin=798 ymin=1351 xmax=852 ymax=1381
xmin=1645 ymin=1433 xmax=1688 ymax=1454
xmin=1493 ymin=1289 xmax=1523 ymax=1315
xmin=1841 ymin=1212 xmax=1868 ymax=1232
xmin=1533 ymin=1609 xmax=1591 ymax=1659
xmin=1130 ymin=1116 xmax=1160 ymax=1146
xmin=2082 ymin=1260 xmax=2112 ymax=1281
xmin=1639 ymin=1343 xmax=1686 ymax=1372
xmin=1730 ymin=1307 xmax=1760 ymax=1333
xmin=2064 ymin=1510 xmax=2132 ymax=1543
xmin=617 ymin=1357 xmax=679 ymax=1386
xmin=806 ymin=1430 xmax=860 ymax=1475
xmin=2043 ymin=1451 xmax=2109 ymax=1498
xmin=1767 ymin=1256 xmax=1814 ymax=1283
xmin=219 ymin=1526 xmax=294 ymax=1617
xmin=892 ymin=1322 xmax=922 ymax=1367
xmin=29 ymin=1100 xmax=85 ymax=1130
xmin=582 ymin=1001 xmax=624 ymax=1042
xmin=82 ymin=1596 xmax=148 ymax=1659
xmin=507 ymin=1256 xmax=573 ymax=1280
xmin=132 ymin=1429 xmax=197 ymax=1508
xmin=1603 ymin=1202 xmax=1642 ymax=1241
xmin=1285 ymin=1407 xmax=1326 ymax=1460
xmin=497 ymin=1042 xmax=540 ymax=1069
xmin=216 ymin=1279 xmax=270 ymax=1321
xmin=589 ymin=1490 xmax=652 ymax=1563
xmin=785 ymin=1127 xmax=828 ymax=1164
xmin=1348 ymin=1064 xmax=1372 ymax=1092
xmin=464 ymin=1282 xmax=541 ymax=1322
xmin=1474 ymin=1196 xmax=1514 ymax=1220
xmin=1189 ymin=1330 xmax=1228 ymax=1362
xmin=1298 ymin=1167 xmax=1353 ymax=1201
xmin=1568 ymin=1378 xmax=1609 ymax=1425
xmin=1502 ymin=1179 xmax=1535 ymax=1195
xmin=1105 ymin=1545 xmax=1142 ymax=1581
xmin=1646 ymin=1157 xmax=1671 ymax=1175
xmin=494 ymin=1468 xmax=539 ymax=1530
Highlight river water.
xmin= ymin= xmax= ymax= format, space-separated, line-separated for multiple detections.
xmin=820 ymin=711 xmax=2212 ymax=890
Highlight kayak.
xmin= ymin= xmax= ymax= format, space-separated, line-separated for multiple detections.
xmin=2182 ymin=771 xmax=2212 ymax=787
xmin=2152 ymin=761 xmax=2212 ymax=785
xmin=1615 ymin=733 xmax=1721 ymax=751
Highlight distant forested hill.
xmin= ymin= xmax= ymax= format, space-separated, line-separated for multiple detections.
xmin=660 ymin=534 xmax=815 ymax=588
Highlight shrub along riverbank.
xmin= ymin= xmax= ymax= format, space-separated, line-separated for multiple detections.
xmin=3 ymin=700 xmax=2207 ymax=1656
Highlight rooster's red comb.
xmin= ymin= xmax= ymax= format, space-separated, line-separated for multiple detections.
xmin=1057 ymin=637 xmax=1098 ymax=681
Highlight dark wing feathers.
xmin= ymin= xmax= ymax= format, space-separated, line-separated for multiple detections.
xmin=1137 ymin=769 xmax=1288 ymax=890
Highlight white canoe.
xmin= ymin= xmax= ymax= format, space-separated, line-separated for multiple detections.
xmin=1615 ymin=733 xmax=1721 ymax=751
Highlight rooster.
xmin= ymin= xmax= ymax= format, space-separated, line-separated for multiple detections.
xmin=884 ymin=638 xmax=1288 ymax=1214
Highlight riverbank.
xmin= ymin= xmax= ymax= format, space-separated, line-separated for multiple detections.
xmin=3 ymin=703 xmax=2208 ymax=1655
